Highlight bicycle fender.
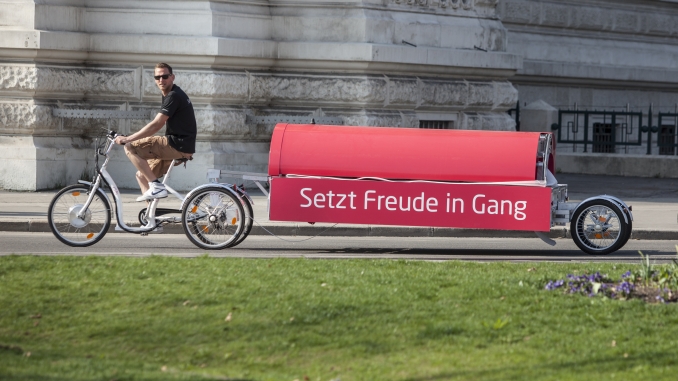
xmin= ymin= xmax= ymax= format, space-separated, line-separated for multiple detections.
xmin=235 ymin=186 xmax=254 ymax=206
xmin=576 ymin=195 xmax=633 ymax=224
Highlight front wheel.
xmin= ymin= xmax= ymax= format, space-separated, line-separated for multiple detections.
xmin=570 ymin=199 xmax=630 ymax=255
xmin=48 ymin=184 xmax=111 ymax=247
xmin=182 ymin=187 xmax=245 ymax=250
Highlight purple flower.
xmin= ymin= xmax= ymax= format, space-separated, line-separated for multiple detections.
xmin=545 ymin=279 xmax=565 ymax=291
xmin=617 ymin=281 xmax=633 ymax=295
xmin=544 ymin=270 xmax=663 ymax=301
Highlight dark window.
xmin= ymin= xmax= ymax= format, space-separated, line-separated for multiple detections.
xmin=419 ymin=120 xmax=452 ymax=129
xmin=659 ymin=125 xmax=676 ymax=156
xmin=592 ymin=123 xmax=616 ymax=153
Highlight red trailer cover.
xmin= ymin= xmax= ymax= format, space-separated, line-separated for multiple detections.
xmin=269 ymin=124 xmax=545 ymax=183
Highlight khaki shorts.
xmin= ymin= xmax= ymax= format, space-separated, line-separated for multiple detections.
xmin=126 ymin=136 xmax=193 ymax=178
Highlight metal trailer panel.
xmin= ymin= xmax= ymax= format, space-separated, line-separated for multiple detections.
xmin=269 ymin=177 xmax=553 ymax=232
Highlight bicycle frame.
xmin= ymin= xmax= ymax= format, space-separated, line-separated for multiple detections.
xmin=77 ymin=132 xmax=185 ymax=234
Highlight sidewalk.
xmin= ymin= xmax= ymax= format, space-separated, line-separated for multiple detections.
xmin=1 ymin=174 xmax=677 ymax=240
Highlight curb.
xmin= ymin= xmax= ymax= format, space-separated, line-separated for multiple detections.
xmin=3 ymin=220 xmax=678 ymax=240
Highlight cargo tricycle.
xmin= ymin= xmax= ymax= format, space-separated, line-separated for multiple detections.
xmin=49 ymin=124 xmax=632 ymax=255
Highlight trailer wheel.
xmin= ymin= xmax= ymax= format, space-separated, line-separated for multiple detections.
xmin=570 ymin=199 xmax=630 ymax=255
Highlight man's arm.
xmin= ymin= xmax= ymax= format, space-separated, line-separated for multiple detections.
xmin=114 ymin=113 xmax=169 ymax=145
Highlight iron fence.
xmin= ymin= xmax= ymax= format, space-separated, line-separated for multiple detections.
xmin=657 ymin=112 xmax=678 ymax=155
xmin=507 ymin=101 xmax=520 ymax=131
xmin=551 ymin=106 xmax=678 ymax=155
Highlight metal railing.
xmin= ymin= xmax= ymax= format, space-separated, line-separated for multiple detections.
xmin=551 ymin=105 xmax=678 ymax=155
xmin=507 ymin=101 xmax=520 ymax=131
xmin=656 ymin=112 xmax=678 ymax=155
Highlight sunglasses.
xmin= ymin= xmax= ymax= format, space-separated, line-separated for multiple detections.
xmin=154 ymin=74 xmax=171 ymax=80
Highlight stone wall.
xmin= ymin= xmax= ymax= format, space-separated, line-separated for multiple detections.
xmin=0 ymin=65 xmax=519 ymax=138
xmin=0 ymin=0 xmax=521 ymax=190
xmin=499 ymin=0 xmax=678 ymax=111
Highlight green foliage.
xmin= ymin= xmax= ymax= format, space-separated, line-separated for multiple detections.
xmin=546 ymin=250 xmax=678 ymax=303
xmin=483 ymin=318 xmax=510 ymax=331
xmin=638 ymin=250 xmax=653 ymax=286
xmin=1 ymin=256 xmax=678 ymax=381
xmin=633 ymin=249 xmax=678 ymax=298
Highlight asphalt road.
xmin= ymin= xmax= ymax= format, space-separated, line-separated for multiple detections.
xmin=2 ymin=232 xmax=677 ymax=263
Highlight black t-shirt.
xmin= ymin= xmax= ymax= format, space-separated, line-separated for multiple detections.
xmin=159 ymin=85 xmax=197 ymax=153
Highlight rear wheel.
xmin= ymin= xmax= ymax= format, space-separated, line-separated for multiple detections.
xmin=48 ymin=184 xmax=111 ymax=247
xmin=233 ymin=196 xmax=253 ymax=247
xmin=570 ymin=199 xmax=630 ymax=255
xmin=182 ymin=187 xmax=244 ymax=250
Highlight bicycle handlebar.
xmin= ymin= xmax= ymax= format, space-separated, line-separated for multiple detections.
xmin=96 ymin=130 xmax=120 ymax=157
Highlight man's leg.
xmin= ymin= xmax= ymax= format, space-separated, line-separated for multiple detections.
xmin=125 ymin=136 xmax=187 ymax=201
xmin=124 ymin=137 xmax=173 ymax=201
xmin=135 ymin=170 xmax=150 ymax=195
xmin=128 ymin=149 xmax=157 ymax=201
xmin=124 ymin=144 xmax=158 ymax=184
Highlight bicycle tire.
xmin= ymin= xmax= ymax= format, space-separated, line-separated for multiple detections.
xmin=570 ymin=199 xmax=629 ymax=255
xmin=232 ymin=195 xmax=253 ymax=247
xmin=181 ymin=187 xmax=245 ymax=250
xmin=48 ymin=184 xmax=111 ymax=247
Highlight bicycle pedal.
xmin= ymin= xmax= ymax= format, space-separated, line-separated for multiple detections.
xmin=114 ymin=224 xmax=123 ymax=231
xmin=140 ymin=232 xmax=149 ymax=237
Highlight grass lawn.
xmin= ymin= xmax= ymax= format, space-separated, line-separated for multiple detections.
xmin=1 ymin=255 xmax=678 ymax=381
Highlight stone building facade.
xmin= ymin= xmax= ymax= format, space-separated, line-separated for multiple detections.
xmin=2 ymin=0 xmax=677 ymax=190
xmin=0 ymin=0 xmax=521 ymax=190
xmin=500 ymin=0 xmax=678 ymax=111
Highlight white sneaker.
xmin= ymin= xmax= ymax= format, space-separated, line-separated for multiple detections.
xmin=136 ymin=182 xmax=168 ymax=202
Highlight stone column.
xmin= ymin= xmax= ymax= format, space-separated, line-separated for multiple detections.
xmin=520 ymin=100 xmax=558 ymax=133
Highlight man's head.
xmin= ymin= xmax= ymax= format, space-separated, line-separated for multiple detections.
xmin=154 ymin=63 xmax=174 ymax=95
